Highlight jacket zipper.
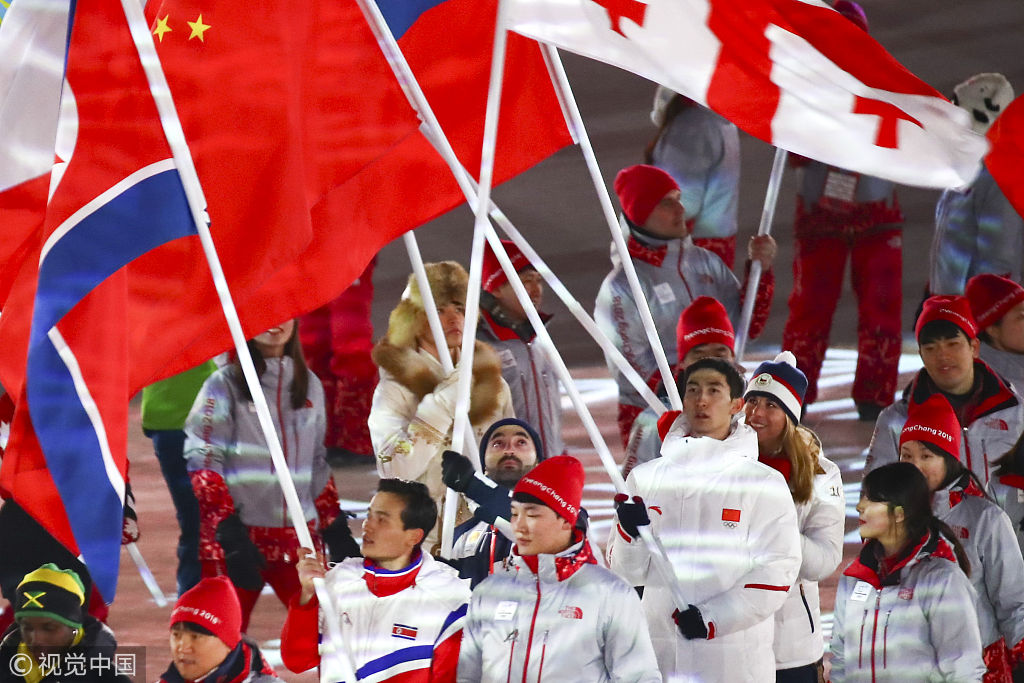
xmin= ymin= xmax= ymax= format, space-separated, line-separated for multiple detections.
xmin=870 ymin=592 xmax=881 ymax=683
xmin=963 ymin=426 xmax=972 ymax=477
xmin=882 ymin=610 xmax=892 ymax=668
xmin=858 ymin=607 xmax=868 ymax=669
xmin=520 ymin=577 xmax=542 ymax=683
xmin=799 ymin=583 xmax=814 ymax=633
xmin=505 ymin=629 xmax=518 ymax=683
xmin=537 ymin=629 xmax=550 ymax=682
xmin=982 ymin=438 xmax=990 ymax=485
xmin=675 ymin=249 xmax=695 ymax=300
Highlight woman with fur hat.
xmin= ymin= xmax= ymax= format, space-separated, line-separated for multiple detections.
xmin=898 ymin=395 xmax=1024 ymax=681
xmin=161 ymin=576 xmax=279 ymax=683
xmin=369 ymin=261 xmax=513 ymax=552
xmin=0 ymin=564 xmax=127 ymax=683
xmin=743 ymin=352 xmax=845 ymax=681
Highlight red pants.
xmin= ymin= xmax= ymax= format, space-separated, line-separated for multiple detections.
xmin=201 ymin=559 xmax=300 ymax=633
xmin=782 ymin=229 xmax=902 ymax=407
xmin=300 ymin=257 xmax=378 ymax=455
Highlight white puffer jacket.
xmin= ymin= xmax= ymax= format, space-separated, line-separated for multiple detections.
xmin=607 ymin=417 xmax=801 ymax=682
xmin=772 ymin=448 xmax=845 ymax=670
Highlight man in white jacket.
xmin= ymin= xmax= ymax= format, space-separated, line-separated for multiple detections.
xmin=608 ymin=357 xmax=801 ymax=682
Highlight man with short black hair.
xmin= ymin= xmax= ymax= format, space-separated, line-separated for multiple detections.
xmin=281 ymin=479 xmax=470 ymax=683
xmin=865 ymin=295 xmax=1023 ymax=485
xmin=608 ymin=358 xmax=800 ymax=682
xmin=458 ymin=456 xmax=660 ymax=682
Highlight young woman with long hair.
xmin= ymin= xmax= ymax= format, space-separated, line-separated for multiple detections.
xmin=830 ymin=462 xmax=984 ymax=681
xmin=184 ymin=320 xmax=345 ymax=632
xmin=899 ymin=394 xmax=1024 ymax=681
xmin=743 ymin=352 xmax=845 ymax=682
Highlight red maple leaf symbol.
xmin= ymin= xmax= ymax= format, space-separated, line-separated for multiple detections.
xmin=590 ymin=0 xmax=647 ymax=37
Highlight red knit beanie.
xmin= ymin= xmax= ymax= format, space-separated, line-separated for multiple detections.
xmin=512 ymin=455 xmax=585 ymax=524
xmin=834 ymin=0 xmax=868 ymax=32
xmin=900 ymin=394 xmax=961 ymax=459
xmin=676 ymin=297 xmax=735 ymax=363
xmin=170 ymin=576 xmax=242 ymax=648
xmin=915 ymin=295 xmax=978 ymax=341
xmin=965 ymin=274 xmax=1024 ymax=329
xmin=613 ymin=164 xmax=680 ymax=227
xmin=482 ymin=240 xmax=532 ymax=293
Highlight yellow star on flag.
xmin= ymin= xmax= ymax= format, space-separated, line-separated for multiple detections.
xmin=152 ymin=15 xmax=172 ymax=42
xmin=187 ymin=14 xmax=211 ymax=42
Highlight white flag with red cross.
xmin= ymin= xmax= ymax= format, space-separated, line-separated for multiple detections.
xmin=503 ymin=0 xmax=987 ymax=189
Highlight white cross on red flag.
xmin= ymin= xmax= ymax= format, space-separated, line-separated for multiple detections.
xmin=504 ymin=0 xmax=987 ymax=189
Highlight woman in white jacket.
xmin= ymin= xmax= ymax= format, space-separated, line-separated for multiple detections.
xmin=830 ymin=462 xmax=984 ymax=682
xmin=898 ymin=394 xmax=1024 ymax=681
xmin=744 ymin=352 xmax=845 ymax=681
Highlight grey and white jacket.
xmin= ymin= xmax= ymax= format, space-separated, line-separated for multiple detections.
xmin=929 ymin=167 xmax=1024 ymax=296
xmin=830 ymin=531 xmax=985 ymax=682
xmin=477 ymin=304 xmax=564 ymax=457
xmin=458 ymin=536 xmax=661 ymax=683
xmin=865 ymin=361 xmax=1022 ymax=486
xmin=980 ymin=343 xmax=1024 ymax=400
xmin=594 ymin=231 xmax=771 ymax=412
xmin=607 ymin=417 xmax=801 ymax=682
xmin=184 ymin=358 xmax=329 ymax=528
xmin=932 ymin=476 xmax=1024 ymax=653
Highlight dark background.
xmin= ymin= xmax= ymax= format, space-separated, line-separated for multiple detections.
xmin=370 ymin=0 xmax=1024 ymax=366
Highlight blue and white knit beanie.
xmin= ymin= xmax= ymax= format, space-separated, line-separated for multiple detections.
xmin=744 ymin=351 xmax=808 ymax=425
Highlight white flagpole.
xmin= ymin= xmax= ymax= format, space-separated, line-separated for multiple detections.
xmin=734 ymin=147 xmax=787 ymax=360
xmin=539 ymin=43 xmax=683 ymax=412
xmin=355 ymin=0 xmax=688 ymax=608
xmin=118 ymin=3 xmax=356 ymax=678
xmin=402 ymin=231 xmax=482 ymax=468
xmin=354 ymin=0 xmax=663 ymax=417
xmin=484 ymin=229 xmax=690 ymax=610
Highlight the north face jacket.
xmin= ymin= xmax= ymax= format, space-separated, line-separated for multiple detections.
xmin=607 ymin=417 xmax=801 ymax=682
xmin=458 ymin=536 xmax=660 ymax=683
xmin=830 ymin=531 xmax=985 ymax=682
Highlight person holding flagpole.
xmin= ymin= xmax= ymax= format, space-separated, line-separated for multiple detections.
xmin=595 ymin=164 xmax=776 ymax=448
xmin=184 ymin=319 xmax=347 ymax=632
xmin=368 ymin=261 xmax=513 ymax=553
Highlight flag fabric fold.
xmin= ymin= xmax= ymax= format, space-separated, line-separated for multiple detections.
xmin=0 ymin=0 xmax=570 ymax=601
xmin=985 ymin=95 xmax=1024 ymax=220
xmin=504 ymin=0 xmax=987 ymax=189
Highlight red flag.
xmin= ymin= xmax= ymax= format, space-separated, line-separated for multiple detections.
xmin=504 ymin=0 xmax=985 ymax=189
xmin=986 ymin=95 xmax=1024 ymax=220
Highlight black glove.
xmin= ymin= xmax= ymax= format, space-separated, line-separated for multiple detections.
xmin=121 ymin=483 xmax=139 ymax=545
xmin=321 ymin=512 xmax=362 ymax=564
xmin=613 ymin=494 xmax=650 ymax=539
xmin=441 ymin=450 xmax=476 ymax=493
xmin=216 ymin=514 xmax=265 ymax=591
xmin=1012 ymin=659 xmax=1024 ymax=683
xmin=672 ymin=605 xmax=709 ymax=640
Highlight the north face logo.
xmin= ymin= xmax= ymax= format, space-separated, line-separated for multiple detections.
xmin=984 ymin=418 xmax=1009 ymax=431
xmin=559 ymin=606 xmax=583 ymax=619
xmin=898 ymin=587 xmax=914 ymax=600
